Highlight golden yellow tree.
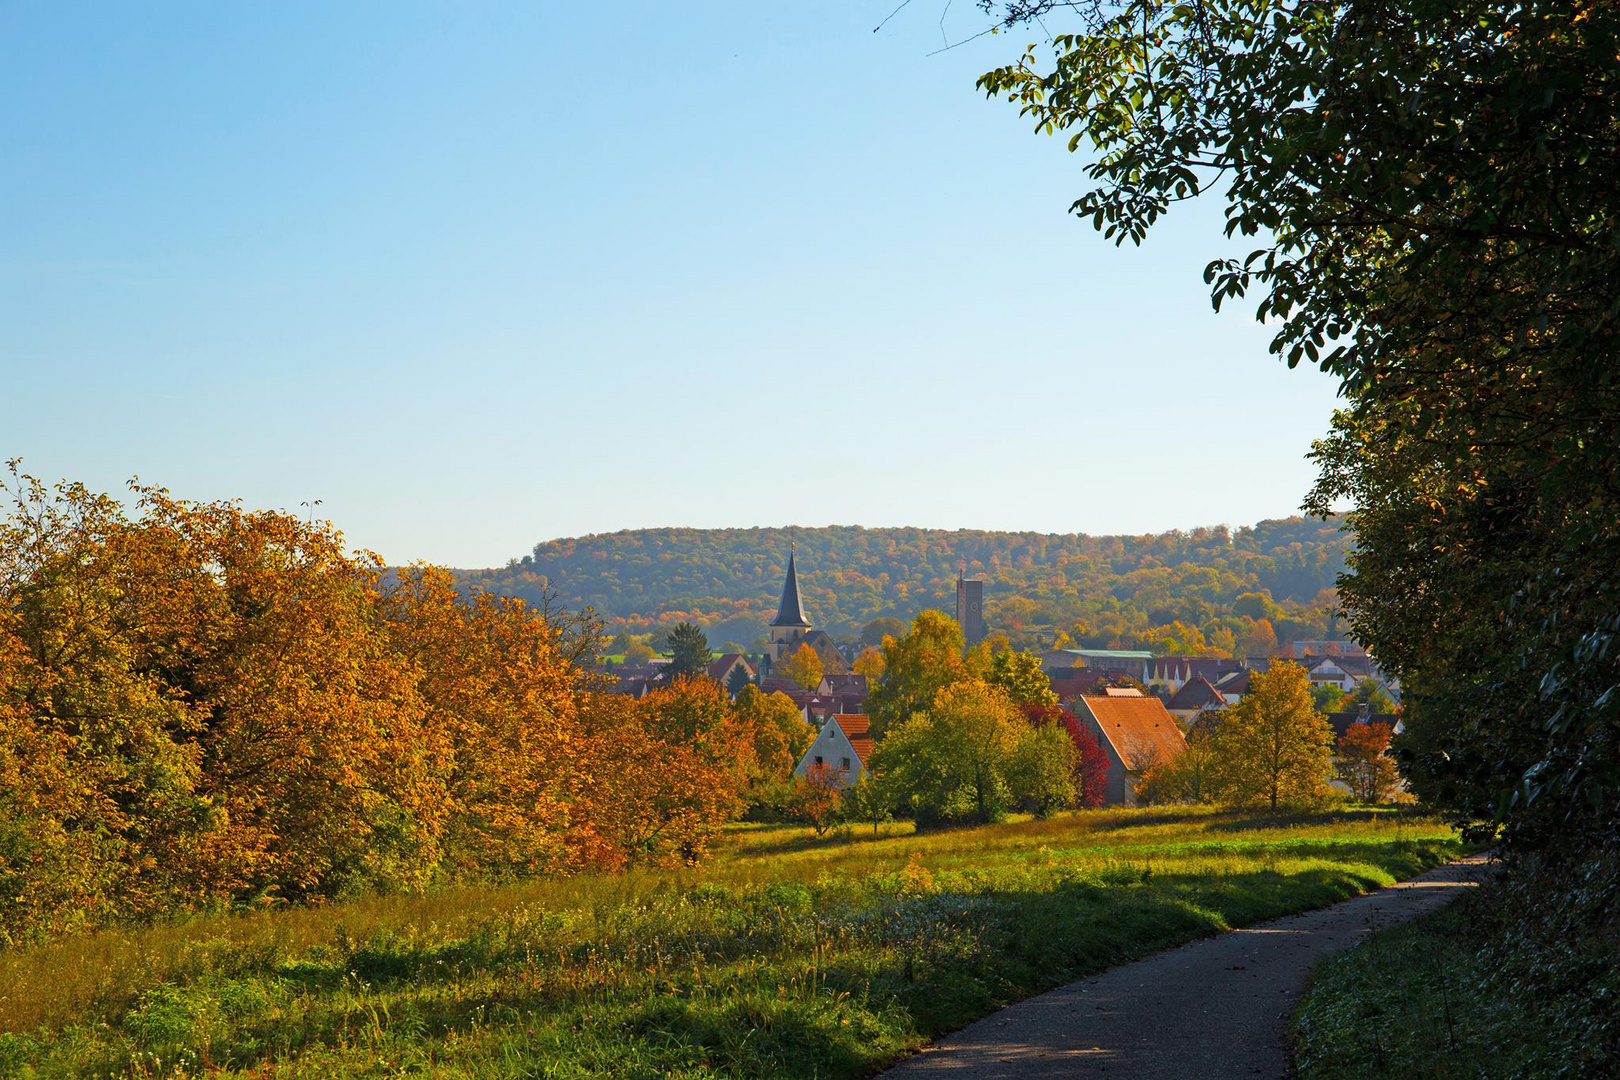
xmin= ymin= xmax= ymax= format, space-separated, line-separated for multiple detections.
xmin=1209 ymin=662 xmax=1336 ymax=809
xmin=851 ymin=645 xmax=885 ymax=680
xmin=733 ymin=685 xmax=814 ymax=784
xmin=776 ymin=641 xmax=824 ymax=693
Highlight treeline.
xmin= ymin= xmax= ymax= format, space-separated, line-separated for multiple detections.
xmin=0 ymin=469 xmax=809 ymax=945
xmin=460 ymin=519 xmax=1349 ymax=653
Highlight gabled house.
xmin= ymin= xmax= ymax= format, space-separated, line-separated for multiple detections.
xmin=1213 ymin=669 xmax=1251 ymax=704
xmin=1072 ymin=694 xmax=1188 ymax=805
xmin=1165 ymin=675 xmax=1227 ymax=721
xmin=817 ymin=672 xmax=869 ymax=698
xmin=707 ymin=653 xmax=754 ymax=690
xmin=793 ymin=714 xmax=873 ymax=788
xmin=1301 ymin=653 xmax=1374 ymax=692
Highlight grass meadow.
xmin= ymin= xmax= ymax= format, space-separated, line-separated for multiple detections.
xmin=2 ymin=806 xmax=1463 ymax=1079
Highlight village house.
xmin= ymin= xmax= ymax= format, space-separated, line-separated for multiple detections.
xmin=1164 ymin=674 xmax=1227 ymax=721
xmin=1072 ymin=691 xmax=1188 ymax=805
xmin=707 ymin=652 xmax=754 ymax=689
xmin=793 ymin=714 xmax=873 ymax=787
xmin=1213 ymin=668 xmax=1252 ymax=704
xmin=1300 ymin=652 xmax=1370 ymax=691
xmin=817 ymin=672 xmax=868 ymax=698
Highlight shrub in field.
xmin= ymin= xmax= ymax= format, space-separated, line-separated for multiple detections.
xmin=875 ymin=681 xmax=1074 ymax=827
xmin=573 ymin=677 xmax=761 ymax=866
xmin=1028 ymin=703 xmax=1109 ymax=809
xmin=1006 ymin=722 xmax=1077 ymax=817
xmin=788 ymin=764 xmax=844 ymax=837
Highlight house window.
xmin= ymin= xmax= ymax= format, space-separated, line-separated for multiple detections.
xmin=814 ymin=755 xmax=824 ymax=767
xmin=840 ymin=757 xmax=851 ymax=771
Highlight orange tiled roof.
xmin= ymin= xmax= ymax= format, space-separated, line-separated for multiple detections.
xmin=1079 ymin=695 xmax=1187 ymax=767
xmin=833 ymin=714 xmax=873 ymax=767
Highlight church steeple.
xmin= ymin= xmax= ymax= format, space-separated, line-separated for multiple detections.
xmin=771 ymin=544 xmax=811 ymax=628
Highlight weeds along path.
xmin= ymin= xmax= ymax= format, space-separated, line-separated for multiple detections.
xmin=879 ymin=855 xmax=1491 ymax=1080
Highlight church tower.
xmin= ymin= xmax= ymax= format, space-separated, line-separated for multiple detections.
xmin=765 ymin=544 xmax=812 ymax=666
xmin=956 ymin=569 xmax=985 ymax=649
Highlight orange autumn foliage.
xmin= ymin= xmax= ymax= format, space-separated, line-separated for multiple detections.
xmin=0 ymin=467 xmax=767 ymax=942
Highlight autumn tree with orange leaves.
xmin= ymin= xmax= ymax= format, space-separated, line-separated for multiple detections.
xmin=0 ymin=466 xmax=773 ymax=942
xmin=1335 ymin=721 xmax=1402 ymax=804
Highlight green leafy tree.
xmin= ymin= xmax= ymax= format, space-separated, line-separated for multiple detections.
xmin=841 ymin=775 xmax=894 ymax=837
xmin=1005 ymin=722 xmax=1077 ymax=817
xmin=1344 ymin=679 xmax=1396 ymax=715
xmin=665 ymin=622 xmax=711 ymax=680
xmin=866 ymin=610 xmax=967 ymax=739
xmin=986 ymin=650 xmax=1057 ymax=708
xmin=975 ymin=0 xmax=1620 ymax=866
xmin=1310 ymin=684 xmax=1349 ymax=713
xmin=871 ymin=680 xmax=1028 ymax=826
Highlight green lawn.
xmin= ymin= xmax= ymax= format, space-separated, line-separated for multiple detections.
xmin=1 ymin=806 xmax=1462 ymax=1079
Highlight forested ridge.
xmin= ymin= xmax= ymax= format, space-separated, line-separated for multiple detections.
xmin=460 ymin=517 xmax=1349 ymax=652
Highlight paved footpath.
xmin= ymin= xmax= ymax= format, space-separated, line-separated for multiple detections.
xmin=880 ymin=856 xmax=1491 ymax=1080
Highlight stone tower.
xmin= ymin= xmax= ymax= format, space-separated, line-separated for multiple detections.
xmin=956 ymin=570 xmax=985 ymax=649
xmin=765 ymin=544 xmax=812 ymax=666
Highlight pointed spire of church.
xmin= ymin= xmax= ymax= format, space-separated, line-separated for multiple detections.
xmin=771 ymin=544 xmax=811 ymax=628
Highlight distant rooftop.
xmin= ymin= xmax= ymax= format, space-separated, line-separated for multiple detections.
xmin=1054 ymin=648 xmax=1156 ymax=660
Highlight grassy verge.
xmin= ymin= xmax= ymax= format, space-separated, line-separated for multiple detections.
xmin=2 ymin=806 xmax=1460 ymax=1079
xmin=1292 ymin=882 xmax=1617 ymax=1079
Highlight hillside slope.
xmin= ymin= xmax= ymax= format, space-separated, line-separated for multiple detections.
xmin=459 ymin=518 xmax=1349 ymax=653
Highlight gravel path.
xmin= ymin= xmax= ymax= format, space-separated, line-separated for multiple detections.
xmin=879 ymin=856 xmax=1491 ymax=1080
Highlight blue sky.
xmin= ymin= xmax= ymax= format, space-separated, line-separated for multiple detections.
xmin=1 ymin=2 xmax=1343 ymax=567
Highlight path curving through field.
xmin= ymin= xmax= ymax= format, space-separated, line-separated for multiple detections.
xmin=879 ymin=855 xmax=1491 ymax=1080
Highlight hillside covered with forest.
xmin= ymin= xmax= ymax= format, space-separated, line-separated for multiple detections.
xmin=459 ymin=518 xmax=1351 ymax=657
